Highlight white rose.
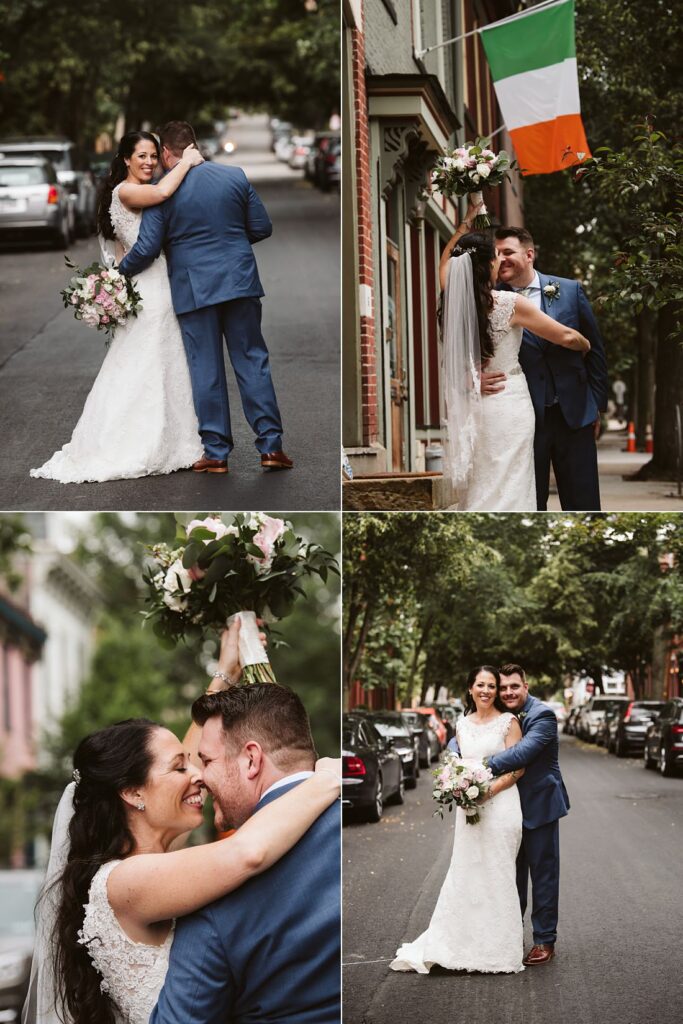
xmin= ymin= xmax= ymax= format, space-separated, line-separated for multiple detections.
xmin=164 ymin=558 xmax=192 ymax=595
xmin=453 ymin=157 xmax=466 ymax=172
xmin=469 ymin=172 xmax=480 ymax=184
xmin=476 ymin=163 xmax=491 ymax=179
xmin=465 ymin=785 xmax=480 ymax=800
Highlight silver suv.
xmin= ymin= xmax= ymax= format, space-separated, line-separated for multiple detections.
xmin=0 ymin=137 xmax=97 ymax=236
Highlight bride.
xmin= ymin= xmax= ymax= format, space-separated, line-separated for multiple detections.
xmin=391 ymin=666 xmax=525 ymax=975
xmin=22 ymin=620 xmax=340 ymax=1024
xmin=438 ymin=202 xmax=591 ymax=510
xmin=30 ymin=131 xmax=204 ymax=484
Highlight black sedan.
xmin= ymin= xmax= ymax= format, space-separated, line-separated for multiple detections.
xmin=643 ymin=698 xmax=683 ymax=776
xmin=607 ymin=700 xmax=665 ymax=757
xmin=362 ymin=711 xmax=418 ymax=789
xmin=342 ymin=713 xmax=404 ymax=822
xmin=400 ymin=710 xmax=440 ymax=767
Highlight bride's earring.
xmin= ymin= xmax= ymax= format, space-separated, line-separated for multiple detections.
xmin=137 ymin=800 xmax=145 ymax=811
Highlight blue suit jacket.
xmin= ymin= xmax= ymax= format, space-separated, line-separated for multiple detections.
xmin=150 ymin=780 xmax=341 ymax=1024
xmin=499 ymin=273 xmax=608 ymax=430
xmin=447 ymin=697 xmax=569 ymax=830
xmin=118 ymin=162 xmax=272 ymax=315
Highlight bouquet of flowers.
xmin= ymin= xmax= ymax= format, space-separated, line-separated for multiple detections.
xmin=61 ymin=257 xmax=142 ymax=340
xmin=143 ymin=513 xmax=339 ymax=684
xmin=432 ymin=752 xmax=493 ymax=825
xmin=429 ymin=138 xmax=516 ymax=228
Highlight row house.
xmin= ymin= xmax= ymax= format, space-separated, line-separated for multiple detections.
xmin=0 ymin=595 xmax=46 ymax=778
xmin=343 ymin=0 xmax=523 ymax=507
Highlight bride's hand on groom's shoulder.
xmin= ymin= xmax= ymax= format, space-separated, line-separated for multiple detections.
xmin=182 ymin=143 xmax=204 ymax=168
xmin=315 ymin=757 xmax=342 ymax=784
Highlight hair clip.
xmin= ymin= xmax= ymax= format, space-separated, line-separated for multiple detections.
xmin=72 ymin=769 xmax=81 ymax=784
xmin=452 ymin=244 xmax=477 ymax=257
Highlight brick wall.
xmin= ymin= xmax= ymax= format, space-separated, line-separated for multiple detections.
xmin=353 ymin=7 xmax=379 ymax=445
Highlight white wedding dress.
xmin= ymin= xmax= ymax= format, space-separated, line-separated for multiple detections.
xmin=78 ymin=860 xmax=173 ymax=1024
xmin=30 ymin=183 xmax=202 ymax=483
xmin=391 ymin=713 xmax=524 ymax=974
xmin=457 ymin=291 xmax=536 ymax=510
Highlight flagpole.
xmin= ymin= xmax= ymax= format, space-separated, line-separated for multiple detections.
xmin=415 ymin=0 xmax=570 ymax=60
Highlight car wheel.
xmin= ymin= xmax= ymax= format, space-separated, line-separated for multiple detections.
xmin=53 ymin=217 xmax=69 ymax=250
xmin=391 ymin=772 xmax=405 ymax=805
xmin=406 ymin=770 xmax=417 ymax=790
xmin=366 ymin=774 xmax=383 ymax=823
xmin=660 ymin=745 xmax=675 ymax=778
xmin=643 ymin=744 xmax=656 ymax=770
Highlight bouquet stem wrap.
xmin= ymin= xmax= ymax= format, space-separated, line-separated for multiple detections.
xmin=469 ymin=190 xmax=491 ymax=229
xmin=227 ymin=610 xmax=277 ymax=684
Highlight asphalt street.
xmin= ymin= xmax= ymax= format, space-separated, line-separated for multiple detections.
xmin=342 ymin=735 xmax=683 ymax=1024
xmin=0 ymin=115 xmax=340 ymax=511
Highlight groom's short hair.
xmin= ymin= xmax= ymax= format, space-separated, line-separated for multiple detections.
xmin=494 ymin=226 xmax=535 ymax=251
xmin=500 ymin=663 xmax=526 ymax=681
xmin=192 ymin=684 xmax=317 ymax=770
xmin=159 ymin=120 xmax=198 ymax=156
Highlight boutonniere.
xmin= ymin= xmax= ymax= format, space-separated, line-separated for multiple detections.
xmin=543 ymin=281 xmax=560 ymax=305
xmin=518 ymin=711 xmax=528 ymax=720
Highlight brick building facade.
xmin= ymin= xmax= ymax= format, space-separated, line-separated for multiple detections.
xmin=343 ymin=0 xmax=523 ymax=503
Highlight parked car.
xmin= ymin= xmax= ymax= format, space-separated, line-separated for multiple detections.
xmin=643 ymin=698 xmax=683 ymax=776
xmin=607 ymin=700 xmax=665 ymax=757
xmin=433 ymin=704 xmax=460 ymax=742
xmin=410 ymin=707 xmax=448 ymax=748
xmin=595 ymin=703 xmax=621 ymax=747
xmin=342 ymin=713 xmax=404 ymax=822
xmin=318 ymin=136 xmax=340 ymax=191
xmin=307 ymin=132 xmax=340 ymax=187
xmin=270 ymin=120 xmax=293 ymax=152
xmin=0 ymin=137 xmax=97 ymax=236
xmin=360 ymin=710 xmax=418 ymax=789
xmin=0 ymin=158 xmax=72 ymax=247
xmin=400 ymin=709 xmax=440 ymax=767
xmin=575 ymin=696 xmax=630 ymax=742
xmin=563 ymin=707 xmax=580 ymax=735
xmin=0 ymin=869 xmax=44 ymax=1022
xmin=287 ymin=134 xmax=315 ymax=170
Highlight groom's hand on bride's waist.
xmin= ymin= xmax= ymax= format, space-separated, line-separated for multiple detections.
xmin=481 ymin=369 xmax=507 ymax=395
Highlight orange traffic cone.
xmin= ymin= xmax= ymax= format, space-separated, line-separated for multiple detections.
xmin=645 ymin=424 xmax=654 ymax=453
xmin=626 ymin=422 xmax=637 ymax=453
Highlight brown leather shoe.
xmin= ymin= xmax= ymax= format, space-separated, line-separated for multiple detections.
xmin=523 ymin=943 xmax=555 ymax=966
xmin=192 ymin=455 xmax=228 ymax=474
xmin=260 ymin=450 xmax=293 ymax=470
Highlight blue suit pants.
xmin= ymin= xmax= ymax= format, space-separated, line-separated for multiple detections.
xmin=177 ymin=297 xmax=283 ymax=460
xmin=516 ymin=819 xmax=560 ymax=945
xmin=534 ymin=404 xmax=601 ymax=511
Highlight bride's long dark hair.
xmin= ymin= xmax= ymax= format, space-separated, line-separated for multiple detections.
xmin=463 ymin=665 xmax=506 ymax=715
xmin=449 ymin=232 xmax=497 ymax=361
xmin=96 ymin=131 xmax=160 ymax=240
xmin=52 ymin=719 xmax=160 ymax=1024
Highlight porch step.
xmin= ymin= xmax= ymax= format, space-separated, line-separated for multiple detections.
xmin=343 ymin=472 xmax=454 ymax=510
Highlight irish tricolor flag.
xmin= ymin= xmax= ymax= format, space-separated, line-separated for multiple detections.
xmin=480 ymin=0 xmax=590 ymax=175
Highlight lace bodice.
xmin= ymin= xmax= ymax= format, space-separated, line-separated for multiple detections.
xmin=487 ymin=291 xmax=523 ymax=374
xmin=78 ymin=860 xmax=173 ymax=1024
xmin=456 ymin=712 xmax=515 ymax=761
xmin=110 ymin=184 xmax=142 ymax=253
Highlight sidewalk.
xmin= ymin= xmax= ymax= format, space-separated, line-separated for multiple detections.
xmin=548 ymin=421 xmax=683 ymax=511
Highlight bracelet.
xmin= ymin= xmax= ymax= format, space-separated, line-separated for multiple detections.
xmin=212 ymin=670 xmax=234 ymax=685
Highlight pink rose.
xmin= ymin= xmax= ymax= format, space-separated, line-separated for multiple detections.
xmin=252 ymin=515 xmax=287 ymax=563
xmin=186 ymin=516 xmax=238 ymax=542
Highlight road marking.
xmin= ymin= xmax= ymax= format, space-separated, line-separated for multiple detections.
xmin=343 ymin=957 xmax=394 ymax=966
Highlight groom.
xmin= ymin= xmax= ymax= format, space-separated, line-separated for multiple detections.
xmin=486 ymin=227 xmax=608 ymax=510
xmin=447 ymin=663 xmax=569 ymax=965
xmin=119 ymin=120 xmax=293 ymax=475
xmin=150 ymin=684 xmax=340 ymax=1023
